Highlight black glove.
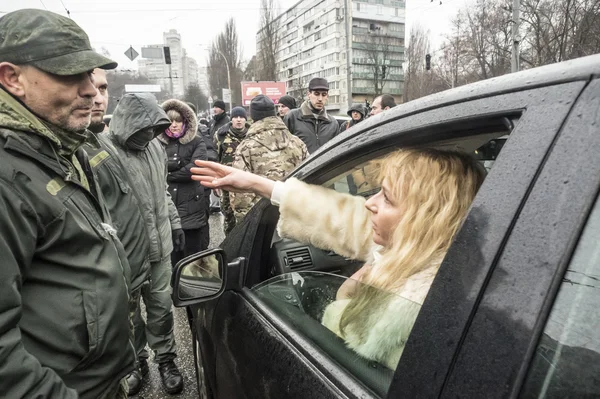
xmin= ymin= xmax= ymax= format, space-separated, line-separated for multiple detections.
xmin=172 ymin=229 xmax=185 ymax=253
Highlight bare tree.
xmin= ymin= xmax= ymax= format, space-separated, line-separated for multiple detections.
xmin=256 ymin=0 xmax=280 ymax=81
xmin=208 ymin=18 xmax=243 ymax=107
xmin=520 ymin=0 xmax=600 ymax=66
xmin=403 ymin=26 xmax=437 ymax=101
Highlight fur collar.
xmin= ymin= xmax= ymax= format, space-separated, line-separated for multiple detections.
xmin=158 ymin=99 xmax=198 ymax=145
xmin=300 ymin=100 xmax=331 ymax=122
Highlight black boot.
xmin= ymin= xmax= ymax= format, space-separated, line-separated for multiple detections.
xmin=158 ymin=360 xmax=184 ymax=395
xmin=126 ymin=359 xmax=149 ymax=396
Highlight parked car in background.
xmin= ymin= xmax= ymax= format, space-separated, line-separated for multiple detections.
xmin=172 ymin=54 xmax=600 ymax=399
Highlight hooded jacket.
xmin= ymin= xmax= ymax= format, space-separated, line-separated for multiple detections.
xmin=85 ymin=132 xmax=152 ymax=292
xmin=158 ymin=99 xmax=208 ymax=230
xmin=340 ymin=104 xmax=366 ymax=133
xmin=108 ymin=93 xmax=182 ymax=262
xmin=275 ymin=178 xmax=437 ymax=370
xmin=230 ymin=116 xmax=307 ymax=223
xmin=0 ymin=88 xmax=134 ymax=398
xmin=284 ymin=100 xmax=339 ymax=154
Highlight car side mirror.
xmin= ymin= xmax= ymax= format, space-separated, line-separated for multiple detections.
xmin=172 ymin=248 xmax=226 ymax=307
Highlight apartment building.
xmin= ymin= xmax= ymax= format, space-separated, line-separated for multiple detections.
xmin=260 ymin=0 xmax=405 ymax=115
xmin=138 ymin=29 xmax=200 ymax=97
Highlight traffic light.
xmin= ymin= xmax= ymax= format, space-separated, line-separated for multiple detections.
xmin=425 ymin=54 xmax=431 ymax=70
xmin=163 ymin=46 xmax=172 ymax=65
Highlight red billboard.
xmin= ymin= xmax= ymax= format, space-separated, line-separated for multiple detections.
xmin=241 ymin=81 xmax=287 ymax=106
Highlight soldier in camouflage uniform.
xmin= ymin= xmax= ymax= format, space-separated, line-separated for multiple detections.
xmin=231 ymin=95 xmax=308 ymax=223
xmin=214 ymin=106 xmax=251 ymax=234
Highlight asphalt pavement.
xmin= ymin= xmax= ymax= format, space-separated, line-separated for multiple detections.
xmin=132 ymin=212 xmax=225 ymax=399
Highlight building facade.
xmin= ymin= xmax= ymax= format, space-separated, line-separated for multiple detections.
xmin=261 ymin=0 xmax=405 ymax=115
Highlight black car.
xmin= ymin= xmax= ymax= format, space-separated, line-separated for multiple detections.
xmin=172 ymin=54 xmax=600 ymax=399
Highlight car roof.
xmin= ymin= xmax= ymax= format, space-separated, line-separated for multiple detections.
xmin=363 ymin=54 xmax=600 ymax=129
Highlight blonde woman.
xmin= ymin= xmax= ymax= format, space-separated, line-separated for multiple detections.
xmin=190 ymin=148 xmax=486 ymax=369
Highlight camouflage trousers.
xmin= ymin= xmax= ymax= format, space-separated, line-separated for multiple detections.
xmin=221 ymin=191 xmax=236 ymax=235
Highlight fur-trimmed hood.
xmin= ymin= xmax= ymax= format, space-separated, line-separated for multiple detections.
xmin=158 ymin=99 xmax=198 ymax=145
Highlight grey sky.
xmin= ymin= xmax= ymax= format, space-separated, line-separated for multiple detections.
xmin=3 ymin=0 xmax=466 ymax=70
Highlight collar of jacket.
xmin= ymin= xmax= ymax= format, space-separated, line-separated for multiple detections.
xmin=300 ymin=100 xmax=330 ymax=122
xmin=157 ymin=99 xmax=199 ymax=145
xmin=214 ymin=112 xmax=227 ymax=122
xmin=218 ymin=122 xmax=249 ymax=139
xmin=0 ymin=88 xmax=98 ymax=178
xmin=246 ymin=116 xmax=287 ymax=138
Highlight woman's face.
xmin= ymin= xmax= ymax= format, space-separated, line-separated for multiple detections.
xmin=364 ymin=178 xmax=405 ymax=247
xmin=170 ymin=119 xmax=183 ymax=134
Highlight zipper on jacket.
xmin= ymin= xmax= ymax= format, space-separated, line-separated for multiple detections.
xmin=315 ymin=120 xmax=320 ymax=147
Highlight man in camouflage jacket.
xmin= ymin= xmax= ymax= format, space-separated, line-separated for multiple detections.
xmin=214 ymin=106 xmax=251 ymax=234
xmin=231 ymin=95 xmax=307 ymax=224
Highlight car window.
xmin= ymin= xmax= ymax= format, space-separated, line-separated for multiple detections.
xmin=328 ymin=133 xmax=508 ymax=196
xmin=252 ymin=271 xmax=421 ymax=396
xmin=521 ymin=194 xmax=600 ymax=397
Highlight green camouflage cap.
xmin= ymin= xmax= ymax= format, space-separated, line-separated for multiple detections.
xmin=0 ymin=9 xmax=117 ymax=75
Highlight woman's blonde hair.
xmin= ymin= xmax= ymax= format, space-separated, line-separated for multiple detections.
xmin=339 ymin=148 xmax=486 ymax=340
xmin=167 ymin=109 xmax=183 ymax=122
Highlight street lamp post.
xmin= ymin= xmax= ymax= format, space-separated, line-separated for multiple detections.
xmin=216 ymin=51 xmax=232 ymax=112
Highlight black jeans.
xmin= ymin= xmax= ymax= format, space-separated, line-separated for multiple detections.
xmin=171 ymin=226 xmax=209 ymax=268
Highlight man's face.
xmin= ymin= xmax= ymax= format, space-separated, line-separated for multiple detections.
xmin=351 ymin=111 xmax=362 ymax=121
xmin=16 ymin=65 xmax=97 ymax=132
xmin=231 ymin=116 xmax=245 ymax=129
xmin=307 ymin=90 xmax=328 ymax=110
xmin=370 ymin=98 xmax=383 ymax=116
xmin=91 ymin=69 xmax=108 ymax=126
xmin=213 ymin=106 xmax=224 ymax=116
xmin=277 ymin=104 xmax=290 ymax=117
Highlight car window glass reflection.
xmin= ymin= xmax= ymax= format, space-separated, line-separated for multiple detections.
xmin=521 ymin=195 xmax=600 ymax=397
xmin=253 ymin=272 xmax=421 ymax=373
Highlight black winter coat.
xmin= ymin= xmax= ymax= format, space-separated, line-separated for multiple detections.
xmin=284 ymin=101 xmax=339 ymax=154
xmin=159 ymin=99 xmax=208 ymax=230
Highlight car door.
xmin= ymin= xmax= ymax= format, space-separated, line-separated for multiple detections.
xmin=434 ymin=78 xmax=600 ymax=398
xmin=190 ymin=78 xmax=589 ymax=399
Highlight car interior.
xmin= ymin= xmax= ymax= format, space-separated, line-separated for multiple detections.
xmin=248 ymin=119 xmax=516 ymax=396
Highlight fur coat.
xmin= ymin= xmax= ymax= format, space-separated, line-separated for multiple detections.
xmin=277 ymin=178 xmax=438 ymax=369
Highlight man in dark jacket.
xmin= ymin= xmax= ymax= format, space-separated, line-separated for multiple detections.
xmin=160 ymin=99 xmax=209 ymax=262
xmin=284 ymin=77 xmax=338 ymax=154
xmin=339 ymin=103 xmax=367 ymax=133
xmin=108 ymin=93 xmax=185 ymax=395
xmin=0 ymin=9 xmax=134 ymax=398
xmin=209 ymin=99 xmax=230 ymax=138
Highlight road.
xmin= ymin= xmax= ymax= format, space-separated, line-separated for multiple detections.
xmin=132 ymin=212 xmax=225 ymax=399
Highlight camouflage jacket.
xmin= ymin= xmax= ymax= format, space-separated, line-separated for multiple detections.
xmin=214 ymin=122 xmax=250 ymax=166
xmin=231 ymin=116 xmax=308 ymax=223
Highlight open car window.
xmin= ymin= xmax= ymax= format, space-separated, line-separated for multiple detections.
xmin=252 ymin=271 xmax=421 ymax=396
xmin=326 ymin=132 xmax=509 ymax=196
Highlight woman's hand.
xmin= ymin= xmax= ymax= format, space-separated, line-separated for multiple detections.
xmin=191 ymin=160 xmax=275 ymax=199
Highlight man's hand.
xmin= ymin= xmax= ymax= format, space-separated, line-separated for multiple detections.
xmin=172 ymin=229 xmax=185 ymax=253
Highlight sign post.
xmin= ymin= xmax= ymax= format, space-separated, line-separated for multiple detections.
xmin=124 ymin=46 xmax=139 ymax=62
xmin=222 ymin=89 xmax=231 ymax=106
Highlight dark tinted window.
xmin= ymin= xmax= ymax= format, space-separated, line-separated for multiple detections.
xmin=521 ymin=195 xmax=600 ymax=397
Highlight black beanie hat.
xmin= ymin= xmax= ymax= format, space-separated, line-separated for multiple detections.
xmin=213 ymin=100 xmax=226 ymax=111
xmin=278 ymin=95 xmax=296 ymax=110
xmin=231 ymin=106 xmax=247 ymax=120
xmin=250 ymin=95 xmax=277 ymax=122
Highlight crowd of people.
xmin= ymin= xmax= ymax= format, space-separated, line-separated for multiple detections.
xmin=0 ymin=7 xmax=486 ymax=399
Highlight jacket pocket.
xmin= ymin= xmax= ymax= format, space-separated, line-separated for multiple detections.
xmin=71 ymin=290 xmax=100 ymax=372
